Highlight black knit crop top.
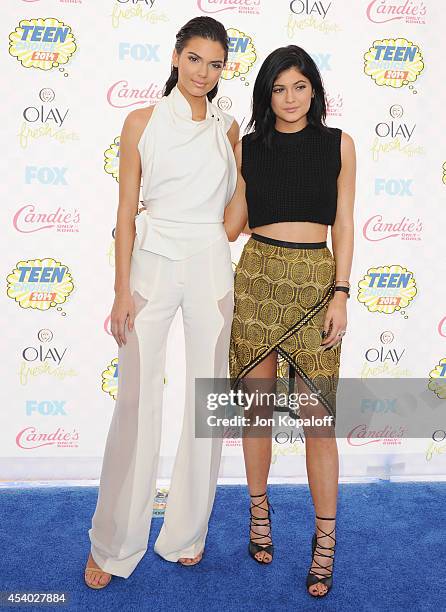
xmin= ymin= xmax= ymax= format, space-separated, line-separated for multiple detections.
xmin=241 ymin=124 xmax=342 ymax=228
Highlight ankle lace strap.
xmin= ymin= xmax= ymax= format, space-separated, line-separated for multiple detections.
xmin=315 ymin=515 xmax=336 ymax=521
xmin=249 ymin=491 xmax=275 ymax=515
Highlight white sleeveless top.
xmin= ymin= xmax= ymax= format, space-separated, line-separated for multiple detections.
xmin=135 ymin=85 xmax=237 ymax=260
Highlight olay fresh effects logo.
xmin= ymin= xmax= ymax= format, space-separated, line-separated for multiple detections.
xmin=107 ymin=80 xmax=163 ymax=108
xmin=375 ymin=105 xmax=413 ymax=139
xmin=357 ymin=265 xmax=417 ymax=314
xmin=22 ymin=329 xmax=67 ymax=367
xmin=363 ymin=215 xmax=422 ymax=242
xmin=23 ymin=90 xmax=69 ymax=127
xmin=290 ymin=0 xmax=331 ymax=17
xmin=18 ymin=330 xmax=77 ymax=385
xmin=371 ymin=105 xmax=423 ymax=162
xmin=366 ymin=0 xmax=426 ymax=24
xmin=360 ymin=331 xmax=410 ymax=378
xmin=364 ymin=37 xmax=424 ymax=90
xmin=19 ymin=89 xmax=78 ymax=149
xmin=111 ymin=0 xmax=168 ymax=29
xmin=428 ymin=359 xmax=446 ymax=399
xmin=9 ymin=18 xmax=77 ymax=71
xmin=16 ymin=426 xmax=79 ymax=449
xmin=198 ymin=0 xmax=261 ymax=15
xmin=13 ymin=205 xmax=80 ymax=234
xmin=221 ymin=28 xmax=256 ymax=83
xmin=286 ymin=1 xmax=341 ymax=37
xmin=104 ymin=137 xmax=120 ymax=182
xmin=7 ymin=258 xmax=74 ymax=312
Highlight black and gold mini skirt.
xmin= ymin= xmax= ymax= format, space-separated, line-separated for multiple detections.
xmin=229 ymin=233 xmax=341 ymax=419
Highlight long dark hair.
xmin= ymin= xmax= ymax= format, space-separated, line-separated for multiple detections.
xmin=247 ymin=45 xmax=329 ymax=147
xmin=163 ymin=16 xmax=228 ymax=102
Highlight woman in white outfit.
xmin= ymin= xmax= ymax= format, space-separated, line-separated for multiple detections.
xmin=84 ymin=16 xmax=238 ymax=589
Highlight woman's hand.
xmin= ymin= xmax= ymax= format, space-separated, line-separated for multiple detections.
xmin=321 ymin=293 xmax=348 ymax=349
xmin=110 ymin=290 xmax=135 ymax=347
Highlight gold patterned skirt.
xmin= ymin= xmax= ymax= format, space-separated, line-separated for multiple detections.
xmin=229 ymin=233 xmax=341 ymax=419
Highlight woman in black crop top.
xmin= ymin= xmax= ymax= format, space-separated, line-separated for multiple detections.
xmin=224 ymin=45 xmax=355 ymax=598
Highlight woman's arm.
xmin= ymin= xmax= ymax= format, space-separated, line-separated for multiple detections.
xmin=114 ymin=108 xmax=151 ymax=293
xmin=322 ymin=131 xmax=356 ymax=348
xmin=223 ymin=138 xmax=249 ymax=241
xmin=331 ymin=131 xmax=356 ymax=289
xmin=112 ymin=106 xmax=153 ymax=346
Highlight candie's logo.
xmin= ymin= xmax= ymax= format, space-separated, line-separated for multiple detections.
xmin=366 ymin=0 xmax=427 ymax=25
xmin=104 ymin=137 xmax=120 ymax=182
xmin=7 ymin=258 xmax=74 ymax=312
xmin=364 ymin=38 xmax=424 ymax=89
xmin=357 ymin=265 xmax=417 ymax=314
xmin=9 ymin=17 xmax=77 ymax=71
xmin=16 ymin=426 xmax=79 ymax=449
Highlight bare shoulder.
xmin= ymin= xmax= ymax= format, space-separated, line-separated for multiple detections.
xmin=340 ymin=131 xmax=355 ymax=151
xmin=340 ymin=130 xmax=356 ymax=162
xmin=122 ymin=105 xmax=155 ymax=143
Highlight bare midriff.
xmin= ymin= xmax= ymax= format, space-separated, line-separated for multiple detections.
xmin=251 ymin=221 xmax=328 ymax=243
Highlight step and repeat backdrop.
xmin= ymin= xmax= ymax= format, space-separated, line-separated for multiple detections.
xmin=1 ymin=0 xmax=445 ymax=481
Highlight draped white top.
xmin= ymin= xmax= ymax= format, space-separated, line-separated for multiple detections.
xmin=135 ymin=84 xmax=237 ymax=260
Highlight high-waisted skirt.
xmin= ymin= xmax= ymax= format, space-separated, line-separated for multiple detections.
xmin=229 ymin=233 xmax=342 ymax=420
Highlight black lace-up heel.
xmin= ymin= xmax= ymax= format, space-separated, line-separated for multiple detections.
xmin=306 ymin=515 xmax=336 ymax=596
xmin=248 ymin=492 xmax=274 ymax=564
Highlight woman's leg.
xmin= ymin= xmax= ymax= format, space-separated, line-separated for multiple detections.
xmin=87 ymin=252 xmax=180 ymax=580
xmin=299 ymin=375 xmax=338 ymax=596
xmin=242 ymin=351 xmax=277 ymax=563
xmin=154 ymin=237 xmax=234 ymax=563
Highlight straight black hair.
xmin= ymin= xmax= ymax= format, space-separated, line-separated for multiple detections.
xmin=247 ymin=45 xmax=329 ymax=147
xmin=163 ymin=16 xmax=228 ymax=102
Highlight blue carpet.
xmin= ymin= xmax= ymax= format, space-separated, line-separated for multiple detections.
xmin=0 ymin=482 xmax=444 ymax=611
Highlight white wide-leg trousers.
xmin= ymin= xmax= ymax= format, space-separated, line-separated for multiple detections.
xmin=88 ymin=235 xmax=234 ymax=578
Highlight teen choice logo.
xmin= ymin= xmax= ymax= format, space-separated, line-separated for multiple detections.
xmin=428 ymin=358 xmax=446 ymax=399
xmin=102 ymin=358 xmax=118 ymax=399
xmin=104 ymin=137 xmax=120 ymax=182
xmin=442 ymin=162 xmax=446 ymax=185
xmin=7 ymin=258 xmax=74 ymax=312
xmin=9 ymin=18 xmax=77 ymax=71
xmin=364 ymin=38 xmax=424 ymax=89
xmin=222 ymin=28 xmax=256 ymax=82
xmin=357 ymin=265 xmax=417 ymax=314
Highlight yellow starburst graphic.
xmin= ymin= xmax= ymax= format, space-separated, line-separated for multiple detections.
xmin=7 ymin=258 xmax=74 ymax=311
xmin=104 ymin=136 xmax=120 ymax=183
xmin=364 ymin=38 xmax=424 ymax=88
xmin=102 ymin=358 xmax=119 ymax=400
xmin=428 ymin=358 xmax=446 ymax=399
xmin=357 ymin=265 xmax=417 ymax=314
xmin=222 ymin=28 xmax=256 ymax=81
xmin=9 ymin=17 xmax=77 ymax=71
